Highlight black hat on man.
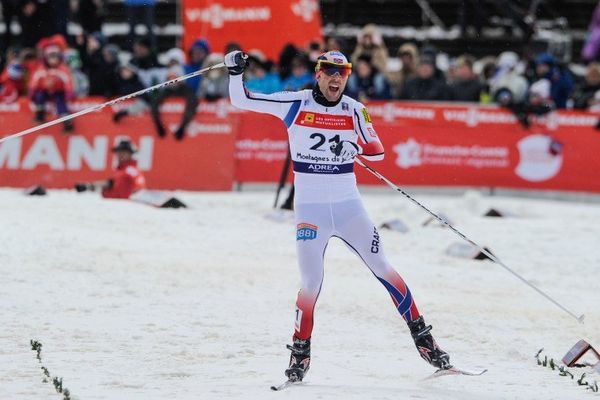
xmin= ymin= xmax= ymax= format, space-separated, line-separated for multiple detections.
xmin=111 ymin=139 xmax=137 ymax=153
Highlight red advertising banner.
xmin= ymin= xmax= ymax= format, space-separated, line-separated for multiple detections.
xmin=181 ymin=0 xmax=322 ymax=60
xmin=0 ymin=98 xmax=238 ymax=191
xmin=235 ymin=111 xmax=288 ymax=182
xmin=233 ymin=101 xmax=600 ymax=193
xmin=359 ymin=102 xmax=600 ymax=192
xmin=2 ymin=99 xmax=600 ymax=193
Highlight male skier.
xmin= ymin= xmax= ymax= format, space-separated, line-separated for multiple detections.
xmin=224 ymin=50 xmax=451 ymax=382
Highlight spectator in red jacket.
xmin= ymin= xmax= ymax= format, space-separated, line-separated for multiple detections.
xmin=29 ymin=35 xmax=74 ymax=131
xmin=74 ymin=139 xmax=146 ymax=199
xmin=0 ymin=57 xmax=23 ymax=103
xmin=0 ymin=48 xmax=26 ymax=95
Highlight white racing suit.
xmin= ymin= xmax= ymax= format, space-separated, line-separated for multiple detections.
xmin=229 ymin=74 xmax=421 ymax=340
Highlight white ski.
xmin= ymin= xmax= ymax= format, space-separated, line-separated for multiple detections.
xmin=270 ymin=380 xmax=303 ymax=391
xmin=425 ymin=366 xmax=488 ymax=380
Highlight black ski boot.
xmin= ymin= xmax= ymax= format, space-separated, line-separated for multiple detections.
xmin=285 ymin=337 xmax=310 ymax=382
xmin=408 ymin=316 xmax=451 ymax=370
xmin=34 ymin=108 xmax=45 ymax=123
xmin=112 ymin=109 xmax=128 ymax=123
xmin=62 ymin=116 xmax=74 ymax=133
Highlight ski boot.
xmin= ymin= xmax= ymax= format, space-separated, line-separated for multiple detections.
xmin=174 ymin=126 xmax=186 ymax=141
xmin=285 ymin=337 xmax=311 ymax=382
xmin=408 ymin=316 xmax=451 ymax=370
xmin=62 ymin=116 xmax=74 ymax=133
xmin=112 ymin=109 xmax=128 ymax=123
xmin=34 ymin=108 xmax=45 ymax=123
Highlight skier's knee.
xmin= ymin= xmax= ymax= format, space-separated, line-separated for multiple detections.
xmin=300 ymin=276 xmax=322 ymax=294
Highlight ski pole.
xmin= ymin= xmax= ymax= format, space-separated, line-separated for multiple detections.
xmin=355 ymin=157 xmax=585 ymax=324
xmin=273 ymin=149 xmax=292 ymax=208
xmin=0 ymin=62 xmax=226 ymax=144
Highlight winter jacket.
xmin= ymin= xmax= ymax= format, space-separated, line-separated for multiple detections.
xmin=29 ymin=62 xmax=73 ymax=96
xmin=244 ymin=72 xmax=282 ymax=94
xmin=114 ymin=73 xmax=145 ymax=96
xmin=130 ymin=53 xmax=166 ymax=88
xmin=83 ymin=48 xmax=108 ymax=95
xmin=537 ymin=67 xmax=573 ymax=109
xmin=124 ymin=0 xmax=156 ymax=6
xmin=400 ymin=76 xmax=449 ymax=101
xmin=102 ymin=160 xmax=146 ymax=199
xmin=346 ymin=71 xmax=392 ymax=100
xmin=449 ymin=79 xmax=483 ymax=102
xmin=572 ymin=82 xmax=600 ymax=110
xmin=0 ymin=79 xmax=18 ymax=103
xmin=582 ymin=4 xmax=600 ymax=62
xmin=281 ymin=72 xmax=314 ymax=91
xmin=184 ymin=39 xmax=211 ymax=93
xmin=198 ymin=73 xmax=229 ymax=101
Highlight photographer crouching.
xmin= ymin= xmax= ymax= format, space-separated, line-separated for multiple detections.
xmin=75 ymin=139 xmax=146 ymax=199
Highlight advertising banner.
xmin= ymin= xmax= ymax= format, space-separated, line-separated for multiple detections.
xmin=233 ymin=101 xmax=600 ymax=193
xmin=0 ymin=98 xmax=238 ymax=191
xmin=360 ymin=102 xmax=600 ymax=192
xmin=182 ymin=0 xmax=322 ymax=60
xmin=234 ymin=112 xmax=288 ymax=182
xmin=2 ymin=99 xmax=600 ymax=193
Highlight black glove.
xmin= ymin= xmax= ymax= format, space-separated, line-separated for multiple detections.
xmin=74 ymin=183 xmax=95 ymax=192
xmin=224 ymin=51 xmax=248 ymax=75
xmin=331 ymin=140 xmax=361 ymax=160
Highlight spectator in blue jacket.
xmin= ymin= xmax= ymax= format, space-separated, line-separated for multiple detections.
xmin=125 ymin=0 xmax=156 ymax=50
xmin=183 ymin=38 xmax=210 ymax=94
xmin=244 ymin=54 xmax=282 ymax=94
xmin=533 ymin=53 xmax=573 ymax=109
xmin=281 ymin=54 xmax=314 ymax=91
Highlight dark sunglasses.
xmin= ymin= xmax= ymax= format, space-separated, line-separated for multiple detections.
xmin=319 ymin=63 xmax=352 ymax=77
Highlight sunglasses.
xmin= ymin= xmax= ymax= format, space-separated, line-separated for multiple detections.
xmin=318 ymin=62 xmax=352 ymax=77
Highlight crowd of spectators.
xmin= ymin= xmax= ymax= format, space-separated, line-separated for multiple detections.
xmin=1 ymin=3 xmax=600 ymax=137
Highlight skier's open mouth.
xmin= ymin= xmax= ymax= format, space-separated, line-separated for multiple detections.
xmin=328 ymin=84 xmax=340 ymax=94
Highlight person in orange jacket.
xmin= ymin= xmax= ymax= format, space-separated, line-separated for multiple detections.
xmin=74 ymin=139 xmax=146 ymax=199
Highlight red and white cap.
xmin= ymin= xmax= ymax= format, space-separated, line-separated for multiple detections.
xmin=43 ymin=44 xmax=62 ymax=56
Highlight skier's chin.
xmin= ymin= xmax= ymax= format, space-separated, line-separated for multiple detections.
xmin=325 ymin=86 xmax=342 ymax=101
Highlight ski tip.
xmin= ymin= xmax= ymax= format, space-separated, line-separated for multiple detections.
xmin=270 ymin=380 xmax=302 ymax=391
xmin=270 ymin=381 xmax=292 ymax=391
xmin=424 ymin=366 xmax=488 ymax=380
xmin=577 ymin=314 xmax=585 ymax=324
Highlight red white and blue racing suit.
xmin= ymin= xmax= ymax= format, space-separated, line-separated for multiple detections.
xmin=229 ymin=74 xmax=421 ymax=340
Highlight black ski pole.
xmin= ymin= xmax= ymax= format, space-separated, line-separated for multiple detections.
xmin=273 ymin=149 xmax=292 ymax=208
xmin=355 ymin=157 xmax=584 ymax=324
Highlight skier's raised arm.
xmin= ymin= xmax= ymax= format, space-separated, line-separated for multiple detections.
xmin=225 ymin=51 xmax=303 ymax=122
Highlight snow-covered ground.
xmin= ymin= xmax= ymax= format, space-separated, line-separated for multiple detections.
xmin=1 ymin=188 xmax=598 ymax=400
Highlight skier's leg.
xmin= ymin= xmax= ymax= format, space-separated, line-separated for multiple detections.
xmin=333 ymin=199 xmax=451 ymax=369
xmin=333 ymin=199 xmax=420 ymax=322
xmin=293 ymin=202 xmax=332 ymax=340
xmin=285 ymin=202 xmax=332 ymax=381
